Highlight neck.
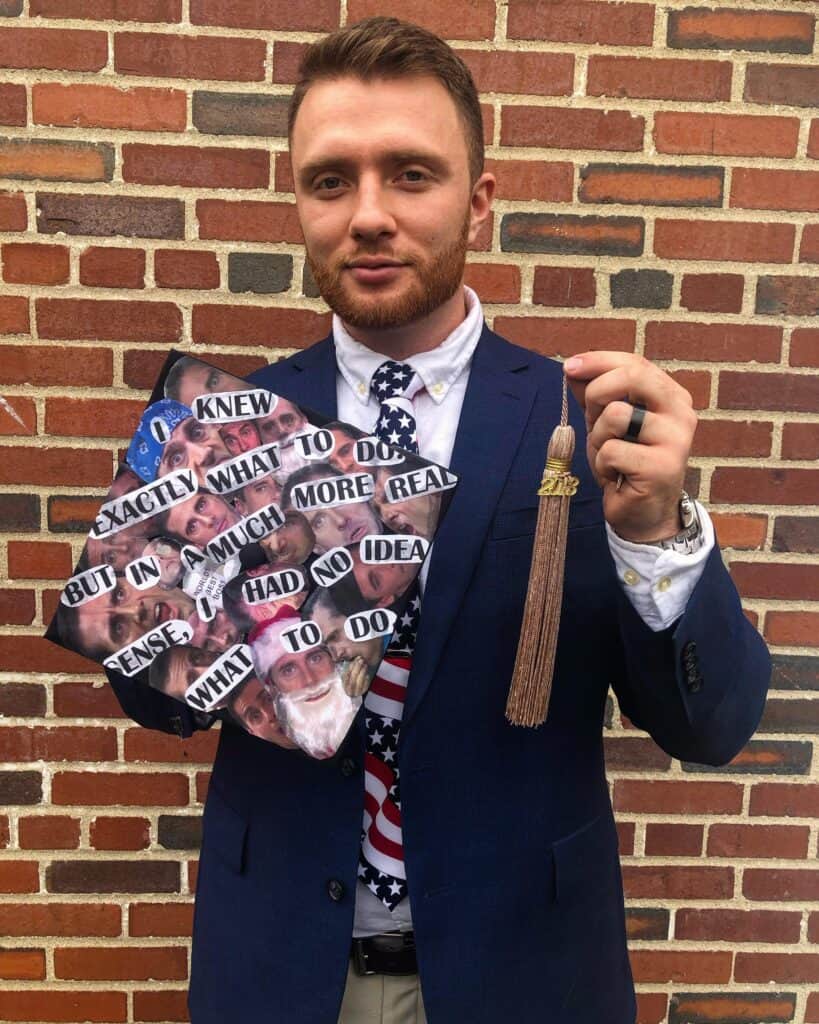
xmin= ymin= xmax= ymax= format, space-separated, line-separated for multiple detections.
xmin=341 ymin=285 xmax=468 ymax=361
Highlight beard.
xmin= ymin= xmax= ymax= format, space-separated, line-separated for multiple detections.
xmin=306 ymin=206 xmax=471 ymax=331
xmin=274 ymin=672 xmax=360 ymax=760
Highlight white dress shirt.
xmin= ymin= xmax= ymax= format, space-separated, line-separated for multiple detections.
xmin=333 ymin=285 xmax=714 ymax=935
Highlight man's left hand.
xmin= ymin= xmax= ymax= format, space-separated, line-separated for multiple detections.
xmin=564 ymin=351 xmax=697 ymax=543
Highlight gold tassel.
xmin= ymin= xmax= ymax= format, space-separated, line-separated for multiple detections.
xmin=505 ymin=373 xmax=578 ymax=727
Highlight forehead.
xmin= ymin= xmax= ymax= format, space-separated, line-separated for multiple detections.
xmin=291 ymin=74 xmax=467 ymax=173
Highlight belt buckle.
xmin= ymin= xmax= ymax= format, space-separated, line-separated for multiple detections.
xmin=351 ymin=940 xmax=376 ymax=977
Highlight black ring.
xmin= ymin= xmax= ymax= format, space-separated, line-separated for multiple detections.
xmin=623 ymin=402 xmax=646 ymax=443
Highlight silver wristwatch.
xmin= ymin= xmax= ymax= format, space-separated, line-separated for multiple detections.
xmin=638 ymin=492 xmax=704 ymax=556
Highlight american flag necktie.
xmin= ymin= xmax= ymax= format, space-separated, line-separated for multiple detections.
xmin=357 ymin=360 xmax=422 ymax=911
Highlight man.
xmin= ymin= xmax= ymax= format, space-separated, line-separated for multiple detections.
xmin=159 ymin=490 xmax=242 ymax=547
xmin=373 ymin=458 xmax=441 ymax=541
xmin=259 ymin=508 xmax=315 ymax=565
xmin=82 ymin=466 xmax=152 ymax=573
xmin=219 ymin=418 xmax=262 ymax=456
xmin=304 ymin=585 xmax=386 ymax=672
xmin=105 ymin=17 xmax=769 ymax=1024
xmin=229 ymin=473 xmax=283 ymax=516
xmin=256 ymin=396 xmax=309 ymax=444
xmin=349 ymin=542 xmax=415 ymax=609
xmin=223 ymin=671 xmax=297 ymax=749
xmin=164 ymin=356 xmax=246 ymax=409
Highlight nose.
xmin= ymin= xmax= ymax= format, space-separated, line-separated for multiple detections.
xmin=348 ymin=177 xmax=396 ymax=243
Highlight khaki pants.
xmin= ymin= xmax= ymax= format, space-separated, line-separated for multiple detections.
xmin=337 ymin=960 xmax=427 ymax=1024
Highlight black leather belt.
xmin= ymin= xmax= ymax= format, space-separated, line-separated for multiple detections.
xmin=351 ymin=931 xmax=417 ymax=976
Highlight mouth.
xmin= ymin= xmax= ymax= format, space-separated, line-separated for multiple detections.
xmin=348 ymin=523 xmax=368 ymax=543
xmin=346 ymin=261 xmax=407 ymax=286
xmin=154 ymin=601 xmax=174 ymax=624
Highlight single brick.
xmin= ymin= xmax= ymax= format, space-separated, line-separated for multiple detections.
xmin=0 ymin=770 xmax=42 ymax=804
xmin=669 ymin=992 xmax=795 ymax=1024
xmin=501 ymin=106 xmax=644 ymax=151
xmin=654 ymin=111 xmax=800 ymax=158
xmin=630 ymin=950 xmax=732 ymax=985
xmin=707 ymin=822 xmax=810 ymax=859
xmin=197 ymin=198 xmax=302 ymax=243
xmin=458 ymin=49 xmax=574 ymax=96
xmin=18 ymin=815 xmax=80 ymax=849
xmin=47 ymin=859 xmax=180 ymax=893
xmin=0 ymin=493 xmax=39 ymax=532
xmin=52 ymin=771 xmax=188 ymax=807
xmin=0 ymin=190 xmax=26 ymax=230
xmin=645 ymin=323 xmax=781 ymax=363
xmin=7 ymin=540 xmax=73 ymax=579
xmin=736 ymin=953 xmax=819 ymax=984
xmin=668 ymin=7 xmax=815 ymax=54
xmin=802 ymin=225 xmax=819 ymax=264
xmin=193 ymin=90 xmax=289 ymax=137
xmin=123 ymin=728 xmax=219 ymax=764
xmin=711 ymin=467 xmax=819 ymax=505
xmin=271 ymin=39 xmax=306 ymax=84
xmin=615 ymin=779 xmax=742 ymax=814
xmin=749 ymin=784 xmax=819 ymax=818
xmin=47 ymin=494 xmax=104 ymax=533
xmin=782 ymin=423 xmax=819 ymax=460
xmin=0 ymin=589 xmax=35 ymax=624
xmin=191 ymin=0 xmax=339 ymax=32
xmin=668 ymin=369 xmax=711 ymax=409
xmin=580 ymin=164 xmax=723 ymax=207
xmin=0 ymin=293 xmax=28 ymax=334
xmin=90 ymin=816 xmax=150 ymax=851
xmin=463 ymin=263 xmax=521 ymax=304
xmin=0 ymin=725 xmax=117 ymax=762
xmin=532 ymin=266 xmax=596 ymax=308
xmin=0 ymin=27 xmax=107 ymax=71
xmin=345 ymin=0 xmax=493 ymax=40
xmin=0 ymin=82 xmax=25 ymax=126
xmin=732 ymin=168 xmax=819 ymax=213
xmin=654 ymin=219 xmax=795 ymax=263
xmin=191 ymin=304 xmax=329 ymax=347
xmin=773 ymin=517 xmax=819 ymax=555
xmin=485 ymin=158 xmax=573 ymax=202
xmin=767 ymin=613 xmax=819 ymax=648
xmin=2 ymin=241 xmax=69 ymax=284
xmin=680 ymin=272 xmax=744 ymax=313
xmin=0 ymin=902 xmax=121 ymax=937
xmin=36 ymin=298 xmax=182 ymax=343
xmin=54 ymin=945 xmax=187 ymax=981
xmin=691 ymin=418 xmax=772 ymax=458
xmin=626 ymin=908 xmax=670 ymax=941
xmin=0 ymin=991 xmax=127 ymax=1022
xmin=123 ymin=142 xmax=268 ymax=189
xmin=0 ymin=682 xmax=45 ymax=716
xmin=32 ymin=0 xmax=180 ymax=17
xmin=507 ymin=0 xmax=654 ymax=45
xmin=228 ymin=252 xmax=292 ymax=294
xmin=33 ymin=82 xmax=186 ymax=131
xmin=719 ymin=371 xmax=818 ymax=412
xmin=53 ymin=681 xmax=126 ymax=719
xmin=644 ymin=823 xmax=703 ymax=857
xmin=129 ymin=902 xmax=194 ymax=937
xmin=115 ymin=31 xmax=266 ymax=82
xmin=0 ymin=137 xmax=113 ymax=182
xmin=79 ymin=246 xmax=145 ymax=289
xmin=745 ymin=64 xmax=819 ymax=108
xmin=710 ymin=512 xmax=767 ymax=550
xmin=502 ymin=213 xmax=643 ymax=256
xmin=0 ymin=0 xmax=22 ymax=12
xmin=756 ymin=276 xmax=819 ymax=317
xmin=588 ymin=55 xmax=732 ymax=102
xmin=37 ymin=192 xmax=185 ymax=239
xmin=0 ymin=950 xmax=45 ymax=980
xmin=770 ymin=654 xmax=819 ymax=691
xmin=603 ymin=736 xmax=672 ymax=771
xmin=610 ymin=269 xmax=672 ymax=309
xmin=133 ymin=990 xmax=189 ymax=1022
xmin=623 ymin=865 xmax=733 ymax=901
xmin=492 ymin=316 xmax=635 ymax=357
xmin=158 ymin=814 xmax=203 ymax=849
xmin=760 ymin=698 xmax=819 ymax=733
xmin=154 ymin=248 xmax=219 ymax=289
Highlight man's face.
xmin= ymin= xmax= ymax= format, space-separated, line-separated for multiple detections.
xmin=164 ymin=492 xmax=240 ymax=546
xmin=304 ymin=502 xmax=381 ymax=554
xmin=256 ymin=399 xmax=307 ymax=445
xmin=291 ymin=75 xmax=489 ymax=332
xmin=158 ymin=645 xmax=219 ymax=700
xmin=220 ymin=420 xmax=261 ymax=456
xmin=350 ymin=546 xmax=414 ymax=607
xmin=229 ymin=676 xmax=296 ymax=748
xmin=270 ymin=645 xmax=335 ymax=694
xmin=233 ymin=474 xmax=282 ymax=516
xmin=373 ymin=469 xmax=441 ymax=540
xmin=171 ymin=364 xmax=245 ymax=409
xmin=260 ymin=510 xmax=315 ymax=564
xmin=188 ymin=608 xmax=240 ymax=653
xmin=328 ymin=427 xmax=364 ymax=475
xmin=86 ymin=469 xmax=151 ymax=571
xmin=158 ymin=417 xmax=230 ymax=484
xmin=74 ymin=579 xmax=196 ymax=657
xmin=142 ymin=537 xmax=183 ymax=589
xmin=310 ymin=600 xmax=383 ymax=669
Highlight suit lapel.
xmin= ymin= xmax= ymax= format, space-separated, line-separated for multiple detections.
xmin=401 ymin=326 xmax=540 ymax=728
xmin=277 ymin=334 xmax=338 ymax=421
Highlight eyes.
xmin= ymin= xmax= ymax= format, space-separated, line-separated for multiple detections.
xmin=314 ymin=169 xmax=430 ymax=194
xmin=206 ymin=370 xmax=222 ymax=390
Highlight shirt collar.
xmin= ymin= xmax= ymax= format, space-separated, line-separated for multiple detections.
xmin=333 ymin=285 xmax=484 ymax=406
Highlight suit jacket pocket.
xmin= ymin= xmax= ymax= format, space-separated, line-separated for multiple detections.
xmin=489 ymin=497 xmax=603 ymax=542
xmin=202 ymin=785 xmax=248 ymax=875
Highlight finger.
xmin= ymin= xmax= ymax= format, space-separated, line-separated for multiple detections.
xmin=584 ymin=363 xmax=691 ymax=426
xmin=595 ymin=438 xmax=685 ymax=489
xmin=587 ymin=401 xmax=675 ymax=453
xmin=563 ymin=351 xmax=638 ymax=381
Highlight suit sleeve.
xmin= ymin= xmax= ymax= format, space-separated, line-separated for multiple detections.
xmin=105 ymin=666 xmax=219 ymax=739
xmin=610 ymin=545 xmax=770 ymax=766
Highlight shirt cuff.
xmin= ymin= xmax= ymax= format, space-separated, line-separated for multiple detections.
xmin=605 ymin=501 xmax=716 ymax=632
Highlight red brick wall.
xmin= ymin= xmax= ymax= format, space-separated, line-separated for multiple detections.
xmin=0 ymin=1 xmax=816 ymax=1021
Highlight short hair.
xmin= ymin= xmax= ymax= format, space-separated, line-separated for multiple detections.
xmin=288 ymin=16 xmax=484 ymax=184
xmin=53 ymin=600 xmax=107 ymax=662
xmin=164 ymin=356 xmax=197 ymax=402
xmin=280 ymin=462 xmax=342 ymax=510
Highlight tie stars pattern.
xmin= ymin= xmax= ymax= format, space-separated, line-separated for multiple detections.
xmin=370 ymin=359 xmax=420 ymax=456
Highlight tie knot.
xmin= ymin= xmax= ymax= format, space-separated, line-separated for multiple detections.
xmin=371 ymin=360 xmax=415 ymax=401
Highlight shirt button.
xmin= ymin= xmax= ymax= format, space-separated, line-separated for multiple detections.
xmin=623 ymin=569 xmax=640 ymax=586
xmin=431 ymin=383 xmax=443 ymax=396
xmin=657 ymin=576 xmax=672 ymax=592
xmin=357 ymin=382 xmax=366 ymax=395
xmin=327 ymin=879 xmax=345 ymax=902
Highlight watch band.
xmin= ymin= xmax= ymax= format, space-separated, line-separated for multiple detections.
xmin=635 ymin=492 xmax=705 ymax=556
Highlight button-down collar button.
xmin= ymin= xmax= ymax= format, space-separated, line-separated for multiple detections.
xmin=431 ymin=382 xmax=443 ymax=396
xmin=623 ymin=569 xmax=640 ymax=586
xmin=657 ymin=576 xmax=672 ymax=592
xmin=357 ymin=381 xmax=367 ymax=395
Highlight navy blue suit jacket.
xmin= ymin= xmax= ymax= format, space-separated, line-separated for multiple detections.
xmin=108 ymin=326 xmax=770 ymax=1023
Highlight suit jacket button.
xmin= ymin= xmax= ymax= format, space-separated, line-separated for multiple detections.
xmin=340 ymin=757 xmax=357 ymax=778
xmin=327 ymin=879 xmax=345 ymax=902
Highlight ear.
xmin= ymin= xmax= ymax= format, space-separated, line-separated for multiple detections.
xmin=467 ymin=171 xmax=496 ymax=247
